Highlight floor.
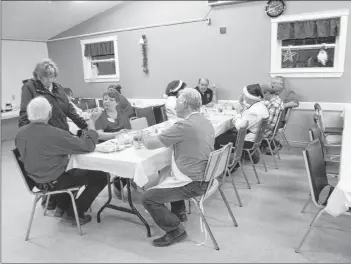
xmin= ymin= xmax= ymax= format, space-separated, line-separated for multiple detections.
xmin=1 ymin=140 xmax=350 ymax=263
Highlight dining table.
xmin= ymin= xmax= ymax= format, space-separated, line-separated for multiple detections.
xmin=66 ymin=107 xmax=237 ymax=236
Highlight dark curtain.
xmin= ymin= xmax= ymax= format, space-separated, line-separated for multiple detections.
xmin=277 ymin=18 xmax=340 ymax=40
xmin=84 ymin=41 xmax=114 ymax=57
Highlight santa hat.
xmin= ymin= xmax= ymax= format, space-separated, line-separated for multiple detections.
xmin=164 ymin=80 xmax=185 ymax=97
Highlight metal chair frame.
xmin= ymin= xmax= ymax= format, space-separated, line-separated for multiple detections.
xmin=277 ymin=107 xmax=293 ymax=152
xmin=12 ymin=149 xmax=83 ymax=241
xmin=295 ymin=140 xmax=350 ymax=253
xmin=189 ymin=143 xmax=238 ymax=250
xmin=242 ymin=118 xmax=269 ymax=184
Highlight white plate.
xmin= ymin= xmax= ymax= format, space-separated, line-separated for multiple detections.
xmin=96 ymin=142 xmax=125 ymax=153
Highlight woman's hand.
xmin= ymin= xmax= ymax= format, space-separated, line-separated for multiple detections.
xmin=90 ymin=108 xmax=103 ymax=122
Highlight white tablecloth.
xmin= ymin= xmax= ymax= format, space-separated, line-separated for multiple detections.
xmin=325 ymin=104 xmax=351 ymax=216
xmin=66 ymin=112 xmax=235 ymax=187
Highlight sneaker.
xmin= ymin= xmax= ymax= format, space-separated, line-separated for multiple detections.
xmin=152 ymin=229 xmax=187 ymax=247
xmin=61 ymin=212 xmax=92 ymax=225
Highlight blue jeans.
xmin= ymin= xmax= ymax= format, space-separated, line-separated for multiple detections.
xmin=142 ymin=181 xmax=209 ymax=233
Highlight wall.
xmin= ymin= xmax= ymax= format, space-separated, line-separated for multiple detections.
xmin=1 ymin=40 xmax=48 ymax=107
xmin=47 ymin=1 xmax=351 ymax=144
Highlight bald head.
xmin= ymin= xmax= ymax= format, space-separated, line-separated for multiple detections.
xmin=198 ymin=78 xmax=210 ymax=93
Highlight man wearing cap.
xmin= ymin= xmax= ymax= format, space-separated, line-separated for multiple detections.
xmin=164 ymin=80 xmax=187 ymax=119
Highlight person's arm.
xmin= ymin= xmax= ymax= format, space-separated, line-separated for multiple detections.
xmin=283 ymin=90 xmax=299 ymax=109
xmin=96 ymin=130 xmax=125 ymax=141
xmin=18 ymin=84 xmax=34 ymax=127
xmin=48 ymin=128 xmax=99 ymax=155
xmin=143 ymin=121 xmax=186 ymax=150
xmin=66 ymin=102 xmax=88 ymax=129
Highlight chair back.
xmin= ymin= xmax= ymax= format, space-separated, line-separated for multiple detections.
xmin=80 ymin=98 xmax=97 ymax=109
xmin=302 ymin=139 xmax=329 ymax=207
xmin=203 ymin=143 xmax=233 ymax=182
xmin=314 ymin=103 xmax=326 ymax=133
xmin=232 ymin=121 xmax=248 ymax=163
xmin=153 ymin=104 xmax=168 ymax=124
xmin=130 ymin=117 xmax=148 ymax=130
xmin=253 ymin=117 xmax=269 ymax=149
xmin=278 ymin=107 xmax=292 ymax=133
xmin=135 ymin=106 xmax=156 ymax=126
xmin=98 ymin=99 xmax=103 ymax=107
xmin=270 ymin=110 xmax=285 ymax=139
xmin=12 ymin=149 xmax=37 ymax=194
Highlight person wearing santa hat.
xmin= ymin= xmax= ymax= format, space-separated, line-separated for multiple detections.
xmin=164 ymin=80 xmax=187 ymax=119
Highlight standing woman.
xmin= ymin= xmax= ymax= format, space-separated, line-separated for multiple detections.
xmin=18 ymin=58 xmax=88 ymax=211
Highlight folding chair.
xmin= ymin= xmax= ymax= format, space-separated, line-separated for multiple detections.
xmin=301 ymin=128 xmax=340 ymax=213
xmin=313 ymin=113 xmax=342 ymax=147
xmin=242 ymin=118 xmax=269 ymax=184
xmin=314 ymin=103 xmax=343 ymax=135
xmin=80 ymin=98 xmax=97 ymax=109
xmin=134 ymin=106 xmax=156 ymax=126
xmin=277 ymin=107 xmax=292 ymax=152
xmin=130 ymin=117 xmax=149 ymax=130
xmin=189 ymin=143 xmax=238 ymax=250
xmin=12 ymin=148 xmax=83 ymax=240
xmin=295 ymin=139 xmax=350 ymax=253
xmin=223 ymin=120 xmax=250 ymax=207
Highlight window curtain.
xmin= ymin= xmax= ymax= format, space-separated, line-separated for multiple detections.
xmin=84 ymin=41 xmax=114 ymax=57
xmin=277 ymin=18 xmax=340 ymax=40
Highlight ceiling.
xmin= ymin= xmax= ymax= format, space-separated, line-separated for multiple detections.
xmin=1 ymin=1 xmax=123 ymax=41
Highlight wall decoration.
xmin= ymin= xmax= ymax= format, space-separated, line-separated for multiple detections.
xmin=139 ymin=35 xmax=149 ymax=74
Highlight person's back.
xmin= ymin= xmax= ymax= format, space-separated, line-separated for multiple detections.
xmin=16 ymin=122 xmax=97 ymax=183
xmin=164 ymin=113 xmax=214 ymax=180
xmin=241 ymin=101 xmax=269 ymax=141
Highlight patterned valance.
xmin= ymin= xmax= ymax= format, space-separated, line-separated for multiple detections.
xmin=84 ymin=41 xmax=114 ymax=57
xmin=277 ymin=18 xmax=340 ymax=40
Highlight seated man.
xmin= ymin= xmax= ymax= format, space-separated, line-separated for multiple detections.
xmin=141 ymin=88 xmax=215 ymax=247
xmin=261 ymin=85 xmax=284 ymax=154
xmin=195 ymin=78 xmax=214 ymax=106
xmin=15 ymin=96 xmax=107 ymax=225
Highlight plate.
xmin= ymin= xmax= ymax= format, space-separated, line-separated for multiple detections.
xmin=95 ymin=142 xmax=125 ymax=153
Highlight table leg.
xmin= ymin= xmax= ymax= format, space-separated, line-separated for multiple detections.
xmin=97 ymin=175 xmax=151 ymax=237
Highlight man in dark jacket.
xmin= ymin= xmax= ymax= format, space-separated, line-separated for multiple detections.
xmin=16 ymin=96 xmax=107 ymax=224
xmin=195 ymin=78 xmax=213 ymax=106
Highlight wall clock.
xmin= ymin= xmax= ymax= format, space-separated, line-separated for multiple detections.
xmin=265 ymin=0 xmax=286 ymax=18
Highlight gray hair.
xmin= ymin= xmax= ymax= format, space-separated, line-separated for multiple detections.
xmin=27 ymin=97 xmax=52 ymax=122
xmin=178 ymin=88 xmax=202 ymax=111
xmin=33 ymin=58 xmax=59 ymax=80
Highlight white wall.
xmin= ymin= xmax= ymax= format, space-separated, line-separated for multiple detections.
xmin=1 ymin=40 xmax=48 ymax=107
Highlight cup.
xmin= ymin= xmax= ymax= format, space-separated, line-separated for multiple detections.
xmin=133 ymin=131 xmax=142 ymax=149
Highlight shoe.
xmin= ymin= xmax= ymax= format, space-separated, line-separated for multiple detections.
xmin=54 ymin=207 xmax=65 ymax=218
xmin=251 ymin=151 xmax=260 ymax=164
xmin=41 ymin=197 xmax=57 ymax=211
xmin=61 ymin=212 xmax=92 ymax=225
xmin=152 ymin=229 xmax=187 ymax=247
xmin=177 ymin=213 xmax=188 ymax=223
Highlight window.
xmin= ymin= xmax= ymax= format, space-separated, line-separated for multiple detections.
xmin=270 ymin=10 xmax=349 ymax=78
xmin=80 ymin=35 xmax=120 ymax=83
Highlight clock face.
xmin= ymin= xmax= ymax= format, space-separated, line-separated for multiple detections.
xmin=266 ymin=0 xmax=285 ymax=18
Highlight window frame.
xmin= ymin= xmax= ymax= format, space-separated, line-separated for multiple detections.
xmin=270 ymin=9 xmax=349 ymax=78
xmin=80 ymin=35 xmax=120 ymax=83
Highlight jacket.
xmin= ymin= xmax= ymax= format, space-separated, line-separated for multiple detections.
xmin=19 ymin=78 xmax=87 ymax=131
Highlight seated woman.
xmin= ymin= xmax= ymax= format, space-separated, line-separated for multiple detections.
xmin=195 ymin=78 xmax=214 ymax=106
xmin=164 ymin=80 xmax=187 ymax=119
xmin=107 ymin=84 xmax=135 ymax=118
xmin=214 ymin=84 xmax=269 ymax=163
xmin=95 ymin=89 xmax=131 ymax=141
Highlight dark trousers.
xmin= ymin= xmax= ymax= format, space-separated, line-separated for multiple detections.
xmin=113 ymin=177 xmax=128 ymax=190
xmin=141 ymin=181 xmax=209 ymax=233
xmin=47 ymin=169 xmax=107 ymax=216
xmin=214 ymin=130 xmax=254 ymax=150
